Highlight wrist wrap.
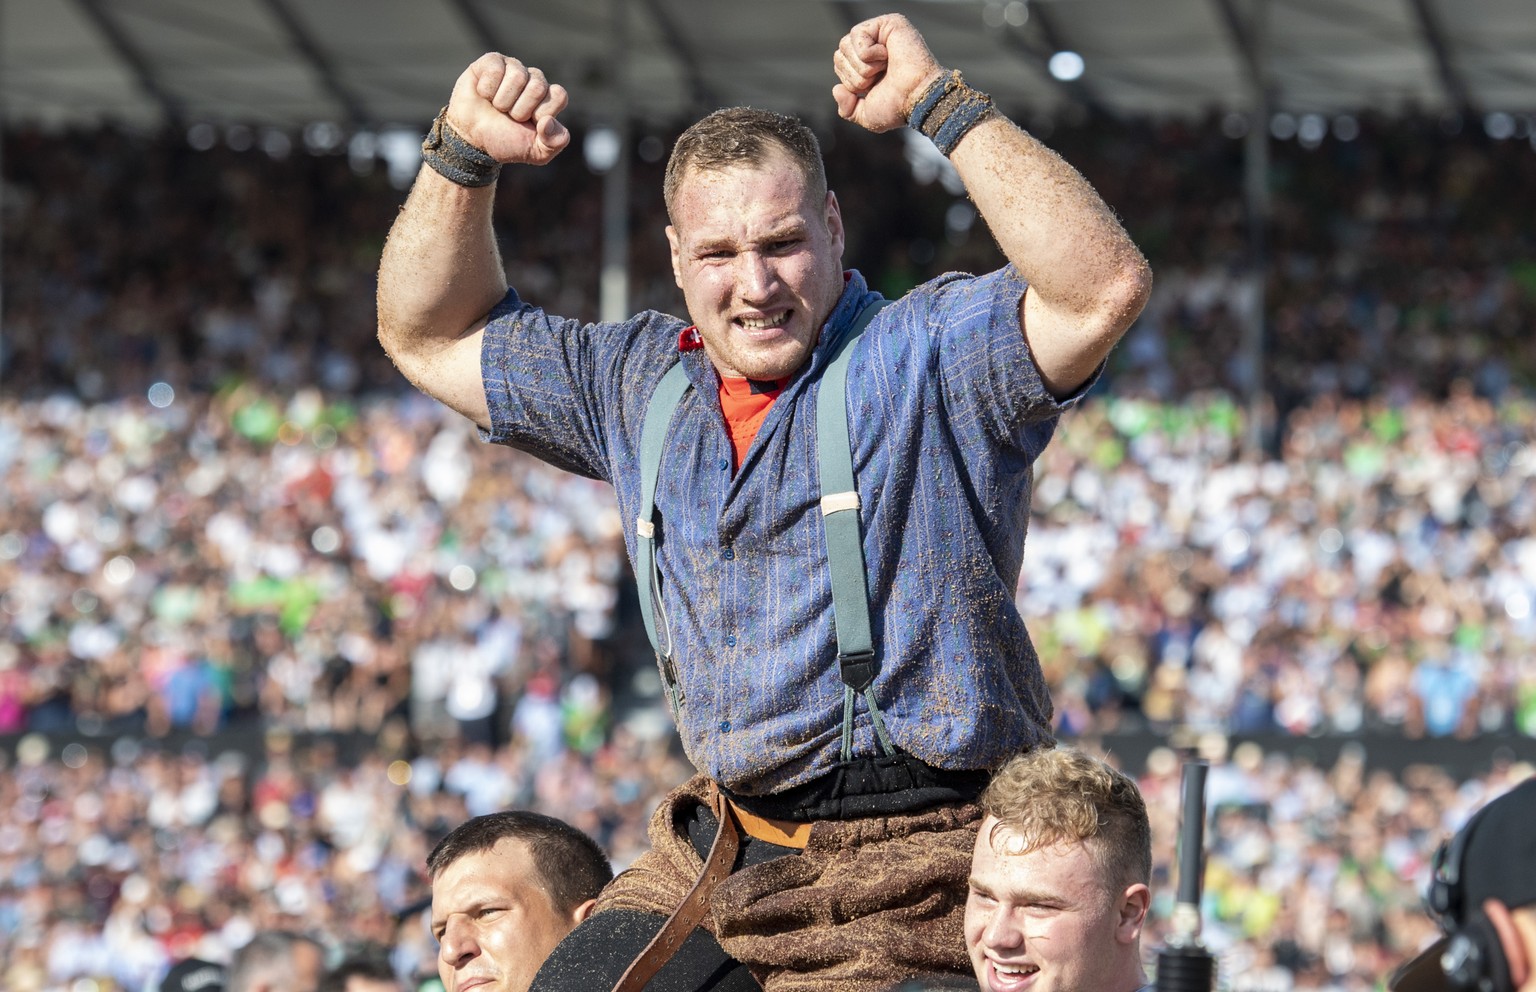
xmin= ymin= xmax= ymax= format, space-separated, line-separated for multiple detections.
xmin=422 ymin=107 xmax=501 ymax=187
xmin=907 ymin=69 xmax=996 ymax=156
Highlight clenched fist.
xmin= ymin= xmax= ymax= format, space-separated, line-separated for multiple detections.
xmin=446 ymin=53 xmax=571 ymax=165
xmin=832 ymin=14 xmax=945 ymax=133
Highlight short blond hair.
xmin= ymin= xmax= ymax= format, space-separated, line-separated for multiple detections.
xmin=979 ymin=746 xmax=1151 ymax=889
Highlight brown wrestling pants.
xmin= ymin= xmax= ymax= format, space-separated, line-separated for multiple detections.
xmin=588 ymin=773 xmax=982 ymax=992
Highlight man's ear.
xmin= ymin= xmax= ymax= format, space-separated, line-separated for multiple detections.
xmin=666 ymin=226 xmax=683 ymax=288
xmin=1117 ymin=883 xmax=1151 ymax=944
xmin=1484 ymin=899 xmax=1531 ymax=989
xmin=571 ymin=897 xmax=600 ymax=927
xmin=824 ymin=190 xmax=845 ymax=258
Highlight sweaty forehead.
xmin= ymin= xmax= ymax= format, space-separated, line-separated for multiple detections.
xmin=671 ymin=153 xmax=815 ymax=216
xmin=673 ymin=178 xmax=821 ymax=247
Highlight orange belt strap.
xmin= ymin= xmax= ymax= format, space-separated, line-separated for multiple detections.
xmin=726 ymin=798 xmax=812 ymax=849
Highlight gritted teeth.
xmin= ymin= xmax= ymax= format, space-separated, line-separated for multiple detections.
xmin=736 ymin=311 xmax=790 ymax=331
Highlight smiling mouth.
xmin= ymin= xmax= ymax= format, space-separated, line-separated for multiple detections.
xmin=987 ymin=959 xmax=1040 ymax=989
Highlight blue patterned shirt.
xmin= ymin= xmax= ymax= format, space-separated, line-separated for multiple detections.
xmin=482 ymin=267 xmax=1084 ymax=795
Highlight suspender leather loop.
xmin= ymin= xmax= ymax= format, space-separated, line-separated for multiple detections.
xmin=836 ymin=650 xmax=877 ymax=694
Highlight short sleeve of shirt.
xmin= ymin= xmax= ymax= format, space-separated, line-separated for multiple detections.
xmin=918 ymin=265 xmax=1101 ymax=458
xmin=478 ymin=289 xmax=684 ymax=482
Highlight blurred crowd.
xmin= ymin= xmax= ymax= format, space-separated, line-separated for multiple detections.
xmin=1053 ymin=112 xmax=1536 ymax=410
xmin=0 ymin=387 xmax=633 ymax=748
xmin=4 ymin=378 xmax=1534 ymax=751
xmin=1024 ymin=385 xmax=1536 ymax=741
xmin=3 ymin=111 xmax=1534 ymax=744
xmin=5 ymin=110 xmax=1536 ymax=407
xmin=0 ymin=723 xmax=694 ymax=992
xmin=3 ymin=101 xmax=1536 ymax=992
xmin=1138 ymin=741 xmax=1535 ymax=992
xmin=4 ymin=725 xmax=1530 ymax=992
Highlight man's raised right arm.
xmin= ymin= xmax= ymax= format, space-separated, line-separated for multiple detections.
xmin=376 ymin=54 xmax=570 ymax=431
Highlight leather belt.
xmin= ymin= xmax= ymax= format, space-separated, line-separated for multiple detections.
xmin=610 ymin=782 xmax=742 ymax=992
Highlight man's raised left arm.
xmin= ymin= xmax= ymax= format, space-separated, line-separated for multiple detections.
xmin=833 ymin=13 xmax=1152 ymax=398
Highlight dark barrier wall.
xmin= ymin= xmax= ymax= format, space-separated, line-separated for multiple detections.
xmin=1066 ymin=731 xmax=1536 ymax=779
xmin=6 ymin=725 xmax=1534 ymax=781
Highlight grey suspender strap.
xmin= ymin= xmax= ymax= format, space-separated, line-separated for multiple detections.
xmin=633 ymin=297 xmax=895 ymax=757
xmin=636 ymin=360 xmax=692 ymax=714
xmin=816 ymin=299 xmax=897 ymax=761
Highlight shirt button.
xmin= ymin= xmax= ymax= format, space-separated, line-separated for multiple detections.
xmin=717 ymin=458 xmax=729 ymax=471
xmin=725 ymin=635 xmax=737 ymax=647
xmin=719 ymin=721 xmax=732 ymax=733
xmin=721 ymin=547 xmax=735 ymax=560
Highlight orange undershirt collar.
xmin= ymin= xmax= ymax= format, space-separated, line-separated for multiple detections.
xmin=719 ymin=374 xmax=788 ymax=471
xmin=675 ymin=323 xmax=791 ymax=470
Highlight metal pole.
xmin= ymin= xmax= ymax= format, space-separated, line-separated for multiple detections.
xmin=1157 ymin=760 xmax=1215 ymax=992
xmin=1241 ymin=0 xmax=1271 ymax=459
xmin=598 ymin=0 xmax=631 ymax=323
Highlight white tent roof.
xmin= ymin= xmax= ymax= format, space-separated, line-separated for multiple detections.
xmin=3 ymin=0 xmax=1534 ymax=131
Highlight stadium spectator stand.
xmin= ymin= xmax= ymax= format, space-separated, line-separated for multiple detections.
xmin=3 ymin=108 xmax=1536 ymax=990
